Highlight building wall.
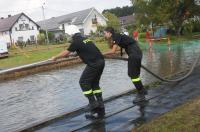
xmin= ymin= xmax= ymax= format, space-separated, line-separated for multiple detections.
xmin=0 ymin=31 xmax=10 ymax=46
xmin=83 ymin=9 xmax=107 ymax=35
xmin=11 ymin=15 xmax=39 ymax=43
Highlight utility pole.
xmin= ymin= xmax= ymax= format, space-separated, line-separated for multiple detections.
xmin=42 ymin=3 xmax=49 ymax=44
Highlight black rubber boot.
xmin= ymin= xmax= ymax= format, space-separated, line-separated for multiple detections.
xmin=85 ymin=101 xmax=100 ymax=120
xmin=95 ymin=94 xmax=105 ymax=118
xmin=85 ymin=107 xmax=105 ymax=119
xmin=85 ymin=95 xmax=98 ymax=111
xmin=138 ymin=88 xmax=148 ymax=95
xmin=85 ymin=111 xmax=99 ymax=119
xmin=96 ymin=107 xmax=105 ymax=118
xmin=133 ymin=94 xmax=146 ymax=104
xmin=133 ymin=89 xmax=148 ymax=104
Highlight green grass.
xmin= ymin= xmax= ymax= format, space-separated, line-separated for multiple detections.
xmin=0 ymin=44 xmax=67 ymax=68
xmin=0 ymin=40 xmax=110 ymax=69
xmin=133 ymin=96 xmax=200 ymax=132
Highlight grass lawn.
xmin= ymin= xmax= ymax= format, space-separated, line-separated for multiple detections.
xmin=133 ymin=96 xmax=200 ymax=132
xmin=0 ymin=41 xmax=110 ymax=69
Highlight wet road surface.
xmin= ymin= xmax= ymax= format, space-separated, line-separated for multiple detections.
xmin=33 ymin=65 xmax=200 ymax=132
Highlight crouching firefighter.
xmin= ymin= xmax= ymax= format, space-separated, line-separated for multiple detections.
xmin=51 ymin=25 xmax=105 ymax=119
xmin=103 ymin=27 xmax=147 ymax=103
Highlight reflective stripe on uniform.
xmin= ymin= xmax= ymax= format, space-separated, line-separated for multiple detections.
xmin=83 ymin=39 xmax=92 ymax=44
xmin=132 ymin=77 xmax=141 ymax=82
xmin=93 ymin=89 xmax=102 ymax=94
xmin=83 ymin=89 xmax=93 ymax=95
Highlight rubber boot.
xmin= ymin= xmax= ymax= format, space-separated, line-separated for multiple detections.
xmin=85 ymin=95 xmax=99 ymax=119
xmin=95 ymin=94 xmax=105 ymax=118
xmin=133 ymin=88 xmax=148 ymax=104
xmin=138 ymin=88 xmax=148 ymax=95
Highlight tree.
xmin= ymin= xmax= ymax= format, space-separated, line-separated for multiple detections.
xmin=103 ymin=12 xmax=121 ymax=32
xmin=103 ymin=6 xmax=134 ymax=17
xmin=131 ymin=0 xmax=200 ymax=35
xmin=37 ymin=33 xmax=45 ymax=44
xmin=40 ymin=30 xmax=55 ymax=43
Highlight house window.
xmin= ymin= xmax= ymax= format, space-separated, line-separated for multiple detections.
xmin=30 ymin=35 xmax=35 ymax=41
xmin=92 ymin=15 xmax=98 ymax=24
xmin=25 ymin=24 xmax=29 ymax=30
xmin=18 ymin=37 xmax=23 ymax=42
xmin=19 ymin=24 xmax=24 ymax=30
xmin=32 ymin=26 xmax=34 ymax=30
xmin=15 ymin=27 xmax=18 ymax=31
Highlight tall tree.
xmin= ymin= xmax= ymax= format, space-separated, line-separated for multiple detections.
xmin=131 ymin=0 xmax=200 ymax=35
xmin=103 ymin=12 xmax=121 ymax=31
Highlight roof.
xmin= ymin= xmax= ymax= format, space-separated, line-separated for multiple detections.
xmin=37 ymin=7 xmax=106 ymax=31
xmin=0 ymin=13 xmax=40 ymax=32
xmin=119 ymin=15 xmax=136 ymax=26
xmin=0 ymin=13 xmax=21 ymax=32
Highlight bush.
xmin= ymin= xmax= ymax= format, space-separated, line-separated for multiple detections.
xmin=182 ymin=22 xmax=193 ymax=35
xmin=192 ymin=21 xmax=200 ymax=32
xmin=37 ymin=33 xmax=45 ymax=44
xmin=16 ymin=40 xmax=26 ymax=49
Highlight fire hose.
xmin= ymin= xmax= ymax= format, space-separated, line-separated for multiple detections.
xmin=105 ymin=54 xmax=200 ymax=82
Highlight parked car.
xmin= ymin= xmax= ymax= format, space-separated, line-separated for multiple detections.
xmin=0 ymin=39 xmax=8 ymax=58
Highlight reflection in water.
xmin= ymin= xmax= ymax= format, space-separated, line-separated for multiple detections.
xmin=167 ymin=45 xmax=174 ymax=73
xmin=131 ymin=101 xmax=148 ymax=127
xmin=86 ymin=119 xmax=106 ymax=132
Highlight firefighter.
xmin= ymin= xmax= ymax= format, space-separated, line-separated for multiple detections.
xmin=103 ymin=27 xmax=147 ymax=103
xmin=51 ymin=26 xmax=105 ymax=119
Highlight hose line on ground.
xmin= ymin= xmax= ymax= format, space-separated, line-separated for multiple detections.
xmin=104 ymin=54 xmax=200 ymax=82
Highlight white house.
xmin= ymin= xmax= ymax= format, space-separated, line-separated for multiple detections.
xmin=0 ymin=13 xmax=40 ymax=46
xmin=37 ymin=7 xmax=107 ymax=37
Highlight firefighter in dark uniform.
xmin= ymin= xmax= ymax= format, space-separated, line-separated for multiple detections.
xmin=103 ymin=27 xmax=147 ymax=103
xmin=51 ymin=28 xmax=105 ymax=119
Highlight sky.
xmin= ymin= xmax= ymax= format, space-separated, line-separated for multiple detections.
xmin=0 ymin=0 xmax=132 ymax=21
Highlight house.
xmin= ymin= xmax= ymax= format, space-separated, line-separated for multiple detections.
xmin=118 ymin=15 xmax=136 ymax=32
xmin=37 ymin=7 xmax=107 ymax=38
xmin=0 ymin=13 xmax=40 ymax=46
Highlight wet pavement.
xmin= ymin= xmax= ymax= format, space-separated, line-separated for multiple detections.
xmin=34 ymin=65 xmax=200 ymax=132
xmin=0 ymin=40 xmax=200 ymax=132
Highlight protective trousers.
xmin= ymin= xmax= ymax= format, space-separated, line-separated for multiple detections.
xmin=127 ymin=44 xmax=145 ymax=92
xmin=79 ymin=59 xmax=105 ymax=106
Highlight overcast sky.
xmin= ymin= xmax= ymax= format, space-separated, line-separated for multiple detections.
xmin=0 ymin=0 xmax=132 ymax=21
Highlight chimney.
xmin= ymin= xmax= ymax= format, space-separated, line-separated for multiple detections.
xmin=8 ymin=15 xmax=11 ymax=17
xmin=1 ymin=17 xmax=4 ymax=19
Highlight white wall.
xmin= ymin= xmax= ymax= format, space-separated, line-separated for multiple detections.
xmin=0 ymin=31 xmax=10 ymax=45
xmin=83 ymin=9 xmax=107 ymax=35
xmin=11 ymin=15 xmax=39 ymax=43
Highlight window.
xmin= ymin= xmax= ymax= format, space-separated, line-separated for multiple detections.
xmin=32 ymin=26 xmax=34 ymax=30
xmin=19 ymin=24 xmax=24 ymax=30
xmin=15 ymin=27 xmax=18 ymax=31
xmin=30 ymin=35 xmax=35 ymax=41
xmin=25 ymin=24 xmax=29 ymax=30
xmin=92 ymin=15 xmax=98 ymax=24
xmin=19 ymin=23 xmax=29 ymax=30
xmin=18 ymin=37 xmax=23 ymax=42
